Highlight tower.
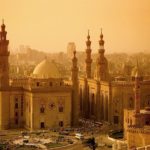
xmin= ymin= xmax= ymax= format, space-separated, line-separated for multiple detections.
xmin=133 ymin=61 xmax=142 ymax=126
xmin=134 ymin=63 xmax=141 ymax=115
xmin=0 ymin=20 xmax=10 ymax=87
xmin=0 ymin=20 xmax=10 ymax=129
xmin=71 ymin=50 xmax=78 ymax=82
xmin=71 ymin=50 xmax=79 ymax=126
xmin=85 ymin=30 xmax=92 ymax=78
xmin=94 ymin=29 xmax=109 ymax=81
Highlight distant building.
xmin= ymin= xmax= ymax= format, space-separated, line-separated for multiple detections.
xmin=67 ymin=42 xmax=76 ymax=57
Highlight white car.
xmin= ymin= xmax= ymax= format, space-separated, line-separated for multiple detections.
xmin=75 ymin=133 xmax=84 ymax=140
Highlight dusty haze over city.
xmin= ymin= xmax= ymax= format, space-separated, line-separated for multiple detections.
xmin=1 ymin=0 xmax=150 ymax=53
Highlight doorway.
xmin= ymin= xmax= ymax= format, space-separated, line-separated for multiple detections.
xmin=40 ymin=122 xmax=45 ymax=128
xmin=114 ymin=116 xmax=119 ymax=124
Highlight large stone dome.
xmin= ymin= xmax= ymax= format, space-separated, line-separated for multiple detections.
xmin=32 ymin=58 xmax=61 ymax=78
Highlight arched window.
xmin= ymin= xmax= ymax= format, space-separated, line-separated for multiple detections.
xmin=91 ymin=93 xmax=95 ymax=115
xmin=80 ymin=88 xmax=83 ymax=111
xmin=59 ymin=121 xmax=63 ymax=127
xmin=129 ymin=97 xmax=134 ymax=108
xmin=59 ymin=106 xmax=64 ymax=112
xmin=145 ymin=95 xmax=150 ymax=107
xmin=147 ymin=100 xmax=150 ymax=107
xmin=15 ymin=103 xmax=18 ymax=109
xmin=145 ymin=120 xmax=150 ymax=125
xmin=40 ymin=105 xmax=45 ymax=113
xmin=130 ymin=119 xmax=132 ymax=126
xmin=15 ymin=112 xmax=18 ymax=117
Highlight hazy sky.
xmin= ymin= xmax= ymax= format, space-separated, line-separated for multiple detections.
xmin=1 ymin=0 xmax=150 ymax=53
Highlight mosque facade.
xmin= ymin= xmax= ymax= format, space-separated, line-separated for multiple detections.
xmin=0 ymin=22 xmax=150 ymax=132
xmin=0 ymin=22 xmax=78 ymax=130
xmin=78 ymin=30 xmax=150 ymax=129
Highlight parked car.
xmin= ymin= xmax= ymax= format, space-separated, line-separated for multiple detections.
xmin=75 ymin=133 xmax=84 ymax=140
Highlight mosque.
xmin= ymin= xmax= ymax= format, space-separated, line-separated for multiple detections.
xmin=0 ymin=22 xmax=79 ymax=130
xmin=0 ymin=22 xmax=150 ymax=132
xmin=79 ymin=30 xmax=150 ymax=129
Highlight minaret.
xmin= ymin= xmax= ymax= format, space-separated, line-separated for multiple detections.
xmin=85 ymin=30 xmax=92 ymax=78
xmin=0 ymin=20 xmax=10 ymax=130
xmin=71 ymin=50 xmax=79 ymax=126
xmin=71 ymin=51 xmax=78 ymax=81
xmin=0 ymin=19 xmax=10 ymax=88
xmin=94 ymin=29 xmax=109 ymax=81
xmin=134 ymin=62 xmax=141 ymax=115
xmin=99 ymin=28 xmax=105 ymax=53
xmin=133 ymin=61 xmax=142 ymax=127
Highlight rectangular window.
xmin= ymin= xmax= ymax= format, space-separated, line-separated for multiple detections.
xmin=21 ymin=96 xmax=23 ymax=116
xmin=37 ymin=82 xmax=40 ymax=86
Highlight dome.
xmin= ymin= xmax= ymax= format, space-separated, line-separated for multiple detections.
xmin=32 ymin=58 xmax=61 ymax=78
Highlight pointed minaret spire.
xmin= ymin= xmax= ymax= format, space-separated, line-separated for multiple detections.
xmin=2 ymin=19 xmax=4 ymax=24
xmin=72 ymin=50 xmax=78 ymax=80
xmin=87 ymin=29 xmax=90 ymax=40
xmin=99 ymin=28 xmax=105 ymax=51
xmin=86 ymin=29 xmax=91 ymax=48
xmin=94 ymin=28 xmax=109 ymax=81
xmin=0 ymin=19 xmax=7 ymax=41
xmin=85 ymin=30 xmax=92 ymax=78
xmin=72 ymin=50 xmax=77 ymax=65
xmin=73 ymin=50 xmax=76 ymax=58
xmin=100 ymin=28 xmax=102 ymax=37
xmin=1 ymin=19 xmax=5 ymax=31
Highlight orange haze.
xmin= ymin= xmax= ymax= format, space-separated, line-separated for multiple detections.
xmin=1 ymin=0 xmax=150 ymax=53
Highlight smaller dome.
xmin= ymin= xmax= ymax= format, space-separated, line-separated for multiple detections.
xmin=32 ymin=58 xmax=61 ymax=78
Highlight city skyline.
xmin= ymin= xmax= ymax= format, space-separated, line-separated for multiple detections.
xmin=1 ymin=0 xmax=150 ymax=53
xmin=0 ymin=2 xmax=150 ymax=149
